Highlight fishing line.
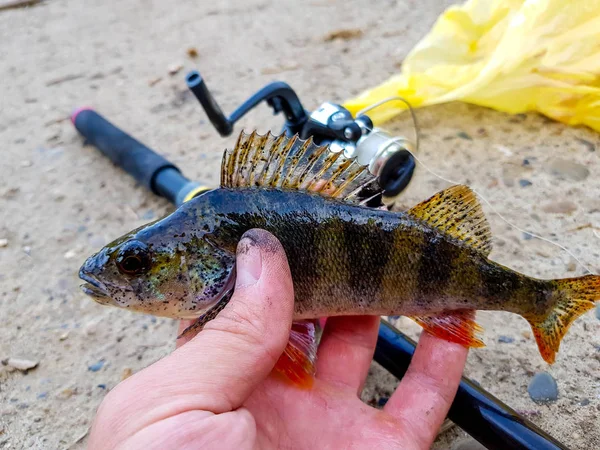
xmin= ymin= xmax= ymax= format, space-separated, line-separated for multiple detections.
xmin=360 ymin=96 xmax=596 ymax=275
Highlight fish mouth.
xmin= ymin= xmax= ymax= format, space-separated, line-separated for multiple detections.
xmin=79 ymin=271 xmax=109 ymax=299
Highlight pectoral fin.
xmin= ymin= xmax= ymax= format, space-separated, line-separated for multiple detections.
xmin=411 ymin=310 xmax=485 ymax=348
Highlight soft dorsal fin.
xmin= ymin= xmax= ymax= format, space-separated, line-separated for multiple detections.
xmin=220 ymin=131 xmax=382 ymax=205
xmin=408 ymin=185 xmax=492 ymax=255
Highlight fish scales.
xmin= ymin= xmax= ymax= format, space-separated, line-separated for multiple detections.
xmin=185 ymin=187 xmax=552 ymax=319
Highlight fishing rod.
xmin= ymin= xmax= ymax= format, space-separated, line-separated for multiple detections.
xmin=72 ymin=70 xmax=568 ymax=450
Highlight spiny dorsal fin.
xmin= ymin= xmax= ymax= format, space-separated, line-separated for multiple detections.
xmin=220 ymin=131 xmax=382 ymax=205
xmin=408 ymin=185 xmax=492 ymax=255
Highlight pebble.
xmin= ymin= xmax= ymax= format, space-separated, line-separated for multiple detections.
xmin=521 ymin=330 xmax=532 ymax=340
xmin=548 ymin=158 xmax=590 ymax=181
xmin=579 ymin=398 xmax=591 ymax=406
xmin=0 ymin=238 xmax=7 ymax=248
xmin=498 ymin=335 xmax=515 ymax=343
xmin=141 ymin=209 xmax=155 ymax=220
xmin=63 ymin=249 xmax=77 ymax=259
xmin=452 ymin=438 xmax=486 ymax=450
xmin=519 ymin=179 xmax=532 ymax=187
xmin=457 ymin=131 xmax=472 ymax=140
xmin=528 ymin=372 xmax=559 ymax=404
xmin=88 ymin=360 xmax=105 ymax=372
xmin=3 ymin=358 xmax=39 ymax=372
xmin=23 ymin=246 xmax=31 ymax=255
xmin=377 ymin=397 xmax=389 ymax=407
xmin=58 ymin=388 xmax=76 ymax=399
xmin=121 ymin=368 xmax=133 ymax=380
xmin=542 ymin=200 xmax=577 ymax=214
xmin=59 ymin=332 xmax=69 ymax=341
xmin=168 ymin=63 xmax=183 ymax=76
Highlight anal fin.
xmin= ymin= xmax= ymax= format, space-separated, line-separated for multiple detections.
xmin=273 ymin=320 xmax=320 ymax=389
xmin=411 ymin=310 xmax=485 ymax=348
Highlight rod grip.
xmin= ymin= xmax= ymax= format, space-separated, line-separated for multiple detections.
xmin=72 ymin=108 xmax=178 ymax=194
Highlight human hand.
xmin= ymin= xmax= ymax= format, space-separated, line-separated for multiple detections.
xmin=88 ymin=229 xmax=468 ymax=450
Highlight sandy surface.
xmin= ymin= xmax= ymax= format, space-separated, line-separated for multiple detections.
xmin=1 ymin=0 xmax=599 ymax=449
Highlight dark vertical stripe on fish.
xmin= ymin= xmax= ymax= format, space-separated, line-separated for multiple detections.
xmin=417 ymin=232 xmax=457 ymax=301
xmin=343 ymin=218 xmax=392 ymax=303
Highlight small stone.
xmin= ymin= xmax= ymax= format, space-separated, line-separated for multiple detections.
xmin=579 ymin=398 xmax=591 ymax=406
xmin=0 ymin=239 xmax=7 ymax=248
xmin=88 ymin=360 xmax=105 ymax=372
xmin=452 ymin=438 xmax=487 ymax=450
xmin=85 ymin=321 xmax=99 ymax=336
xmin=3 ymin=358 xmax=39 ymax=372
xmin=20 ymin=160 xmax=33 ymax=168
xmin=521 ymin=330 xmax=532 ymax=340
xmin=121 ymin=368 xmax=133 ymax=380
xmin=97 ymin=384 xmax=107 ymax=390
xmin=528 ymin=372 xmax=559 ymax=404
xmin=548 ymin=158 xmax=590 ymax=181
xmin=542 ymin=201 xmax=577 ymax=214
xmin=519 ymin=179 xmax=532 ymax=188
xmin=23 ymin=246 xmax=31 ymax=255
xmin=498 ymin=335 xmax=515 ymax=344
xmin=168 ymin=64 xmax=183 ymax=76
xmin=523 ymin=232 xmax=533 ymax=240
xmin=457 ymin=131 xmax=472 ymax=140
xmin=187 ymin=47 xmax=199 ymax=58
xmin=58 ymin=388 xmax=76 ymax=399
xmin=63 ymin=249 xmax=77 ymax=259
xmin=59 ymin=332 xmax=69 ymax=341
xmin=141 ymin=209 xmax=155 ymax=220
xmin=566 ymin=260 xmax=577 ymax=272
xmin=522 ymin=158 xmax=531 ymax=166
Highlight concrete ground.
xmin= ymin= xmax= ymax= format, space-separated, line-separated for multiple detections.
xmin=1 ymin=0 xmax=598 ymax=448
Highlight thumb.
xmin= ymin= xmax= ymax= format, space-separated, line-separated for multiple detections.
xmin=107 ymin=229 xmax=294 ymax=421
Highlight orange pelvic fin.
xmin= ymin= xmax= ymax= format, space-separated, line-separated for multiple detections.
xmin=273 ymin=320 xmax=319 ymax=389
xmin=411 ymin=310 xmax=485 ymax=348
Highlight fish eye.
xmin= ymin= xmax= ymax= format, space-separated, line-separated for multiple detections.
xmin=115 ymin=240 xmax=151 ymax=276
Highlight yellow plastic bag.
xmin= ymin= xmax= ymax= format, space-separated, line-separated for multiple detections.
xmin=344 ymin=0 xmax=600 ymax=132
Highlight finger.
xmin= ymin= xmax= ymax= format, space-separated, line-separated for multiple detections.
xmin=315 ymin=315 xmax=379 ymax=393
xmin=103 ymin=229 xmax=294 ymax=429
xmin=384 ymin=331 xmax=468 ymax=449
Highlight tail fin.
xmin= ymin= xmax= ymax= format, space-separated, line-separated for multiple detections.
xmin=527 ymin=275 xmax=599 ymax=364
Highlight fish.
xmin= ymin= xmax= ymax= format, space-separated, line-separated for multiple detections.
xmin=79 ymin=131 xmax=599 ymax=387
